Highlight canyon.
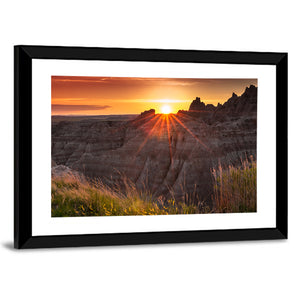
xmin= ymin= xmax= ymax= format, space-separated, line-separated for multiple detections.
xmin=52 ymin=85 xmax=257 ymax=206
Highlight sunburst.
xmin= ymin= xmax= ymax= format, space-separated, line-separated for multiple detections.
xmin=161 ymin=105 xmax=171 ymax=114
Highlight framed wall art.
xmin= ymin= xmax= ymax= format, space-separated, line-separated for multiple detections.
xmin=14 ymin=45 xmax=288 ymax=248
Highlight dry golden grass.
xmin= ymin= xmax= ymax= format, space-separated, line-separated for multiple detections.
xmin=52 ymin=156 xmax=256 ymax=217
xmin=211 ymin=156 xmax=257 ymax=213
xmin=51 ymin=174 xmax=207 ymax=217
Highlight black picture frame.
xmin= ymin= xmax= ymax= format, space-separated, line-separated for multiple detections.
xmin=14 ymin=45 xmax=288 ymax=249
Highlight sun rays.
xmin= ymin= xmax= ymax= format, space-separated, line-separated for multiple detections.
xmin=172 ymin=115 xmax=210 ymax=151
xmin=135 ymin=113 xmax=210 ymax=158
xmin=135 ymin=115 xmax=162 ymax=155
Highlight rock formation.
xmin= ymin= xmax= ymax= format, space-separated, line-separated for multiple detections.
xmin=140 ymin=108 xmax=155 ymax=117
xmin=179 ymin=85 xmax=257 ymax=123
xmin=189 ymin=97 xmax=206 ymax=111
xmin=215 ymin=85 xmax=257 ymax=114
xmin=52 ymin=164 xmax=86 ymax=183
xmin=52 ymin=85 xmax=257 ymax=206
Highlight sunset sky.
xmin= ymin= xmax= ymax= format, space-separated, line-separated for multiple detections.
xmin=51 ymin=76 xmax=257 ymax=115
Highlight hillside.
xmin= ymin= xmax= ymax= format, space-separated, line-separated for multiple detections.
xmin=52 ymin=85 xmax=257 ymax=205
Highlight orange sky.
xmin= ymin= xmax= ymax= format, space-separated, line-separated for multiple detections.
xmin=51 ymin=76 xmax=257 ymax=115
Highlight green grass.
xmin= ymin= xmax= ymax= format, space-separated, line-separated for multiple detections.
xmin=51 ymin=175 xmax=208 ymax=217
xmin=52 ymin=156 xmax=256 ymax=217
xmin=211 ymin=156 xmax=257 ymax=213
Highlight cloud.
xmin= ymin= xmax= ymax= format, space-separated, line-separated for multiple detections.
xmin=52 ymin=76 xmax=111 ymax=84
xmin=126 ymin=99 xmax=191 ymax=103
xmin=52 ymin=104 xmax=111 ymax=112
xmin=52 ymin=76 xmax=257 ymax=88
xmin=52 ymin=98 xmax=88 ymax=101
xmin=51 ymin=76 xmax=225 ymax=87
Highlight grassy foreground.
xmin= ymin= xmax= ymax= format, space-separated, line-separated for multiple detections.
xmin=51 ymin=175 xmax=206 ymax=217
xmin=211 ymin=156 xmax=257 ymax=213
xmin=52 ymin=157 xmax=257 ymax=217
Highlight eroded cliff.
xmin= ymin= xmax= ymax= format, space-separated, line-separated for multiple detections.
xmin=52 ymin=86 xmax=257 ymax=205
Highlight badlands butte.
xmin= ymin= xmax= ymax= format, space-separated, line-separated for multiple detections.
xmin=52 ymin=85 xmax=257 ymax=206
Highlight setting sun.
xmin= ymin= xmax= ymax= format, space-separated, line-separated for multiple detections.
xmin=161 ymin=105 xmax=171 ymax=114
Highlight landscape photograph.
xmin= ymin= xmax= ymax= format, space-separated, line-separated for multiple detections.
xmin=51 ymin=76 xmax=257 ymax=217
